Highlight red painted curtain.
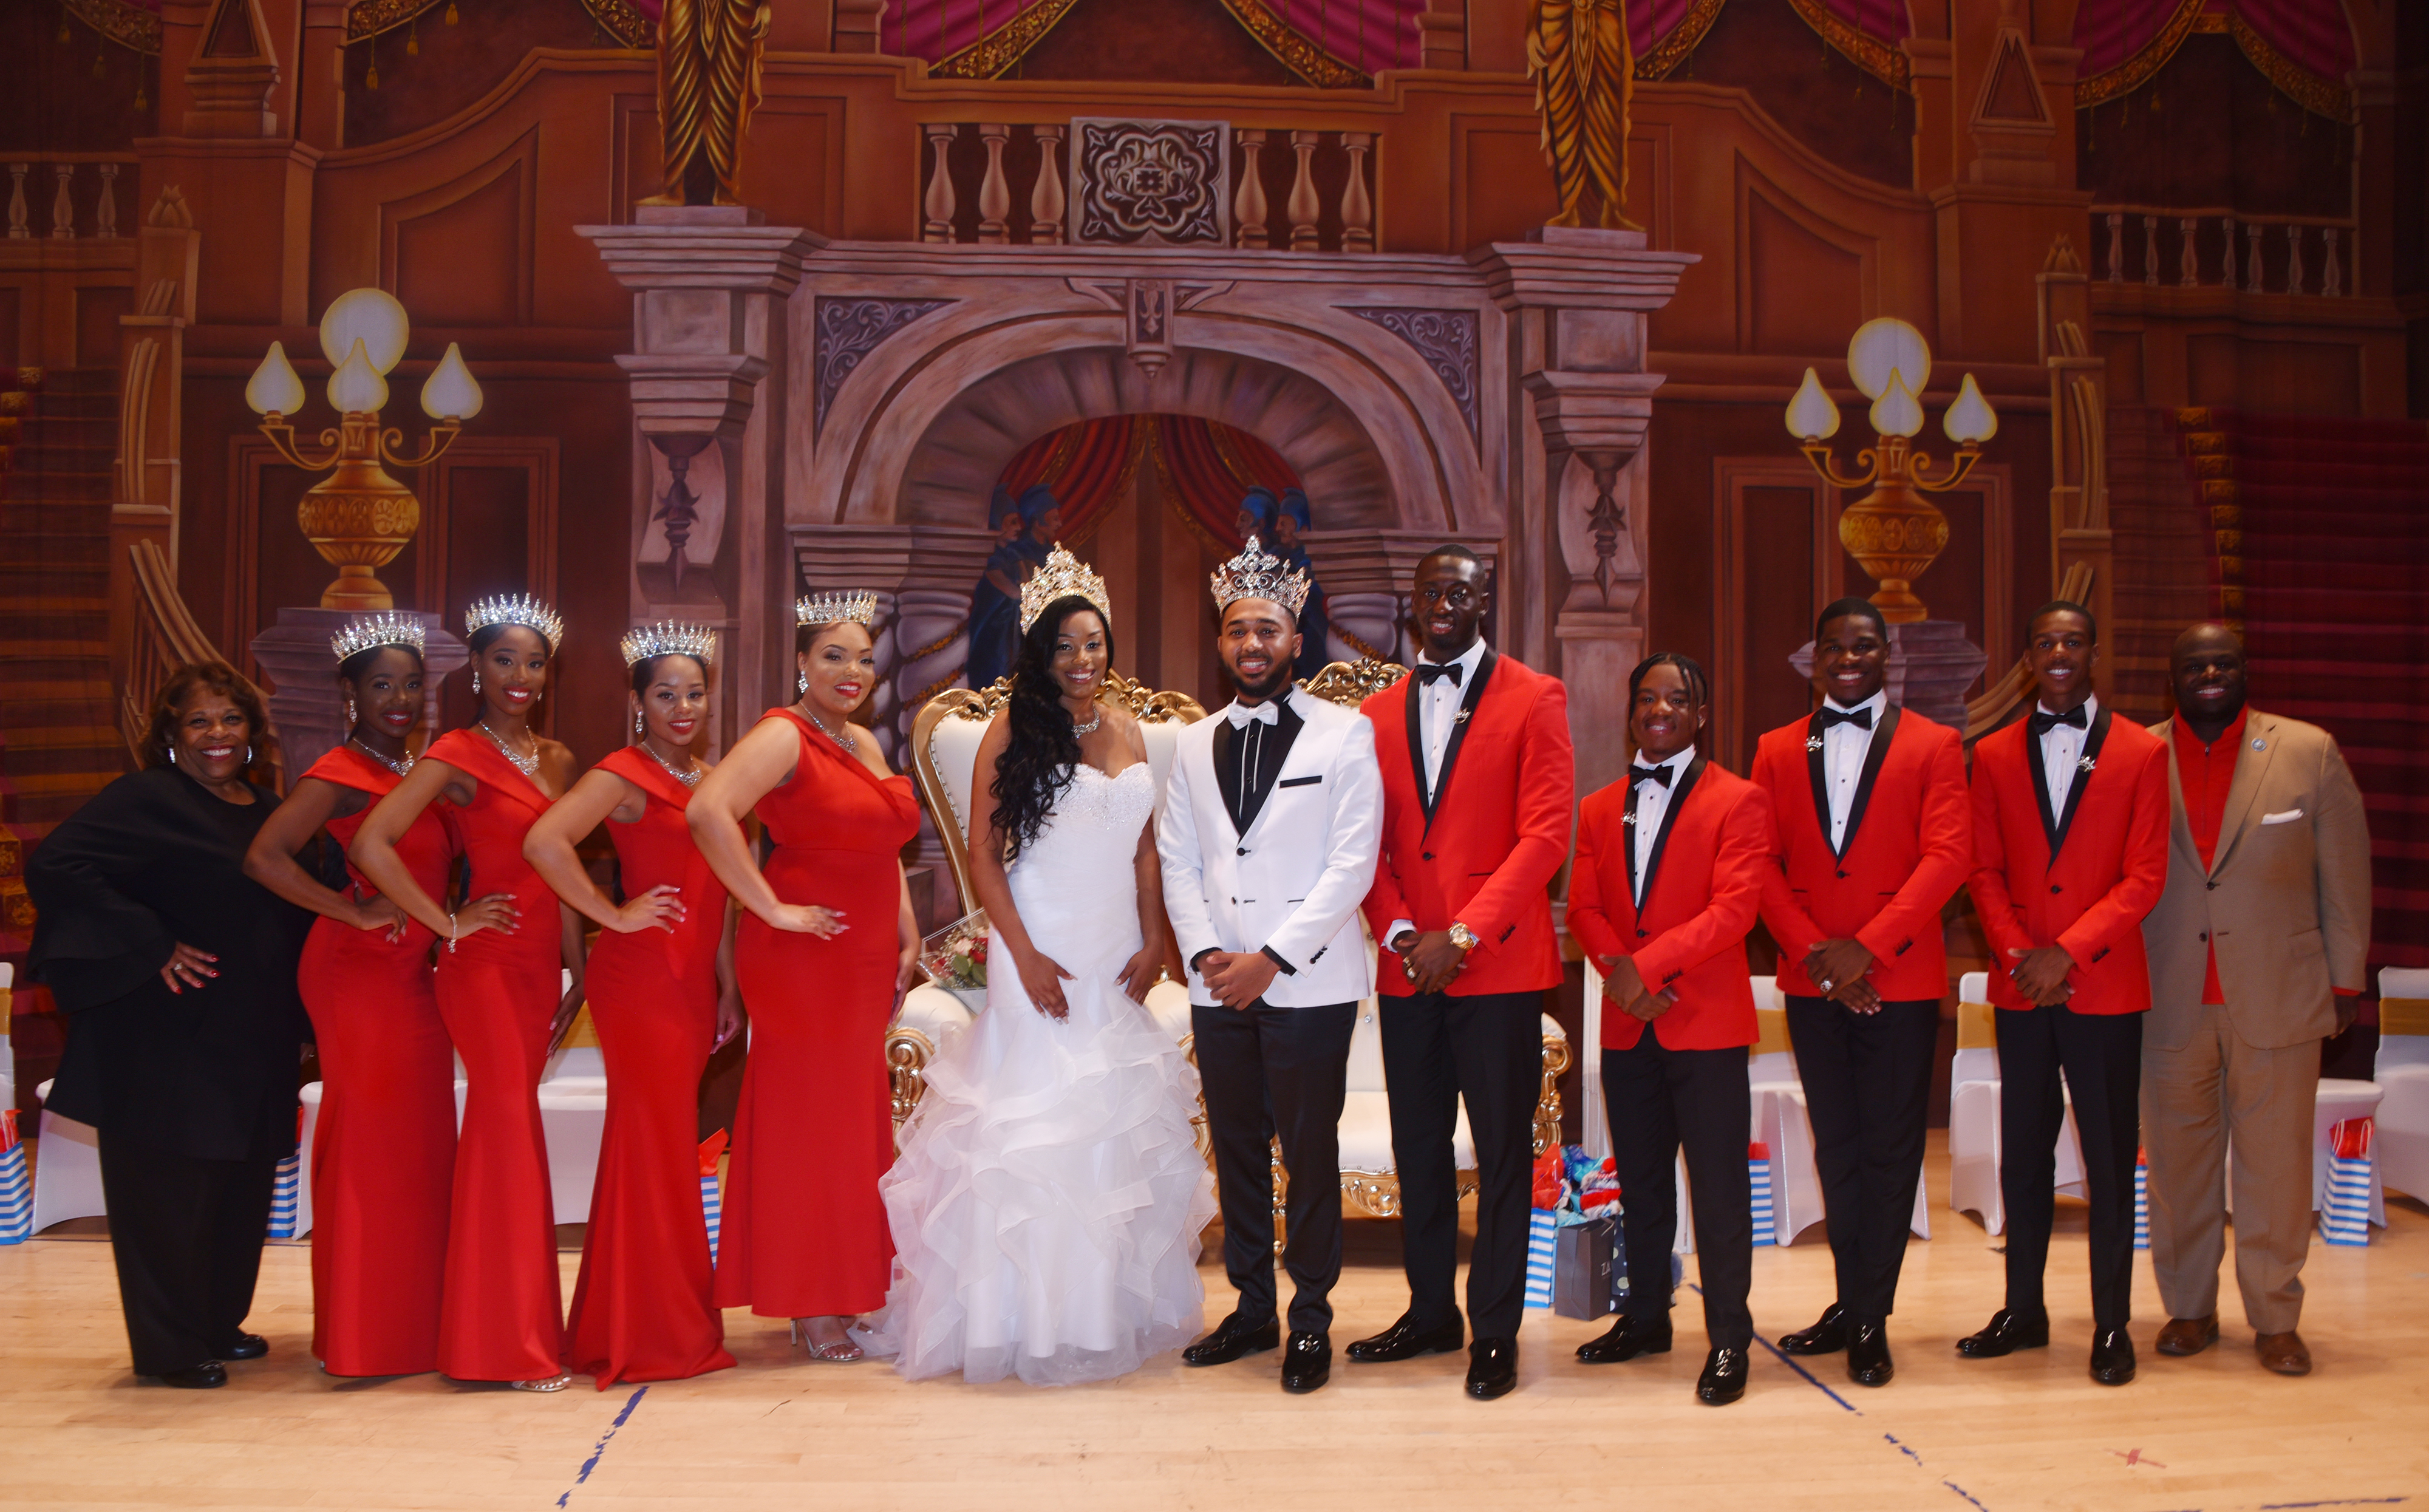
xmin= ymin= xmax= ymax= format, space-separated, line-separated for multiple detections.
xmin=993 ymin=415 xmax=1303 ymax=551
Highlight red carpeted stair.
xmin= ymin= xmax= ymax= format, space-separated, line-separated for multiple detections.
xmin=2195 ymin=409 xmax=2429 ymax=974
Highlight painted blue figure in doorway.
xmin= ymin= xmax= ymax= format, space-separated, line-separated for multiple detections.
xmin=1270 ymin=486 xmax=1331 ymax=679
xmin=966 ymin=484 xmax=1062 ymax=690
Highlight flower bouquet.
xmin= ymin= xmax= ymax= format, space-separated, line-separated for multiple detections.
xmin=919 ymin=908 xmax=992 ymax=1012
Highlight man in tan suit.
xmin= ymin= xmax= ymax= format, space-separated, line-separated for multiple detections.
xmin=2142 ymin=624 xmax=2371 ymax=1377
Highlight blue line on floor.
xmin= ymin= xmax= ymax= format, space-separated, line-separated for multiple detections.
xmin=1683 ymin=1282 xmax=1862 ymax=1415
xmin=556 ymin=1385 xmax=649 ymax=1509
xmin=1885 ymin=1432 xmax=1924 ymax=1466
xmin=1943 ymin=1481 xmax=1991 ymax=1510
xmin=2259 ymin=1501 xmax=2407 ymax=1509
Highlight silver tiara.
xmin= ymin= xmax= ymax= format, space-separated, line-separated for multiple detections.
xmin=1019 ymin=543 xmax=1112 ymax=633
xmin=619 ymin=621 xmax=716 ymax=669
xmin=464 ymin=593 xmax=565 ymax=652
xmin=796 ymin=590 xmax=879 ymax=627
xmin=1209 ymin=534 xmax=1310 ymax=616
xmin=329 ymin=611 xmax=426 ymax=663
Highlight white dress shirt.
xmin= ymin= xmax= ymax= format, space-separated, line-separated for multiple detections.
xmin=2036 ymin=693 xmax=2099 ymax=815
xmin=1628 ymin=744 xmax=1696 ymax=905
xmin=1820 ymin=690 xmax=1889 ymax=851
xmin=1385 ymin=636 xmax=1490 ymax=950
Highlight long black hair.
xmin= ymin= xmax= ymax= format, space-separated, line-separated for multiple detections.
xmin=989 ymin=596 xmax=1115 ymax=862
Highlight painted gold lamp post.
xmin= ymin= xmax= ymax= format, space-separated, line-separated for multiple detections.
xmin=1786 ymin=316 xmax=1998 ymax=624
xmin=244 ymin=288 xmax=483 ymax=611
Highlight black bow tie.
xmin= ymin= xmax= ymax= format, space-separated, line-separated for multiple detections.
xmin=1818 ymin=705 xmax=1873 ymax=731
xmin=1417 ymin=662 xmax=1463 ymax=686
xmin=1629 ymin=764 xmax=1672 ymax=790
xmin=2030 ymin=705 xmax=2089 ymax=736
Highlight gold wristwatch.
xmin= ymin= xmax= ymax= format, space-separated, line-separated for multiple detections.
xmin=1447 ymin=921 xmax=1478 ymax=952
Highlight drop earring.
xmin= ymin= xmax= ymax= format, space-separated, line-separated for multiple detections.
xmin=345 ymin=697 xmax=357 ymax=727
xmin=633 ymin=709 xmax=644 ymax=738
xmin=471 ymin=671 xmax=481 ymax=695
xmin=168 ymin=746 xmax=177 ymax=765
xmin=245 ymin=746 xmax=256 ymax=765
xmin=797 ymin=671 xmax=808 ymax=695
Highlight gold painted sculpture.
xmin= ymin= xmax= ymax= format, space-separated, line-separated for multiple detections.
xmin=1528 ymin=0 xmax=1642 ymax=230
xmin=643 ymin=0 xmax=772 ymax=208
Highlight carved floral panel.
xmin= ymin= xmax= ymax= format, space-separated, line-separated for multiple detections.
xmin=1069 ymin=118 xmax=1230 ymax=247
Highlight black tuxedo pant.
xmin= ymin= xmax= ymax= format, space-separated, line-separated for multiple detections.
xmin=97 ymin=1129 xmax=279 ymax=1376
xmin=1378 ymin=988 xmax=1544 ymax=1342
xmin=1787 ymin=995 xmax=1939 ymax=1324
xmin=1193 ymin=999 xmax=1357 ymax=1337
xmin=1995 ymin=1005 xmax=2144 ymax=1329
xmin=1602 ymin=1038 xmax=1753 ymax=1350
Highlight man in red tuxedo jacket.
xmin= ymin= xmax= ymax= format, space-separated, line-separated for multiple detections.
xmin=1347 ymin=545 xmax=1573 ymax=1402
xmin=1753 ymin=598 xmax=1970 ymax=1388
xmin=1961 ymin=601 xmax=2169 ymax=1388
xmin=1566 ymin=653 xmax=1771 ymax=1407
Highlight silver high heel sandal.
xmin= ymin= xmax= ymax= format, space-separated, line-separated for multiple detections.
xmin=790 ymin=1319 xmax=865 ymax=1363
xmin=511 ymin=1372 xmax=573 ymax=1392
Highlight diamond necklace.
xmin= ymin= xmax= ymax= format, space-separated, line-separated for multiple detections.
xmin=799 ymin=704 xmax=858 ymax=752
xmin=478 ymin=720 xmax=540 ymax=778
xmin=348 ymin=737 xmax=414 ymax=777
xmin=639 ymin=738 xmax=701 ymax=788
xmin=1071 ymin=705 xmax=1102 ymax=736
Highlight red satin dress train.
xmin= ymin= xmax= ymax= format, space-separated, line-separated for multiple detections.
xmin=564 ymin=746 xmax=735 ymax=1387
xmin=301 ymin=743 xmax=457 ymax=1377
xmin=426 ymin=728 xmax=566 ymax=1381
xmin=718 ymin=709 xmax=920 ymax=1320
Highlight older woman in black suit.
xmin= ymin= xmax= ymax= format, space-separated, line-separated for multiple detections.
xmin=27 ymin=662 xmax=315 ymax=1389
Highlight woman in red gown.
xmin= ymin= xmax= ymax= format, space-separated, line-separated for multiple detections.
xmin=243 ymin=615 xmax=486 ymax=1377
xmin=690 ymin=593 xmax=921 ymax=1361
xmin=525 ymin=623 xmax=740 ymax=1388
xmin=354 ymin=596 xmax=584 ymax=1391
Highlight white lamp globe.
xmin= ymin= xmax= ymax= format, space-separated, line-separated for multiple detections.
xmin=420 ymin=342 xmax=483 ymax=421
xmin=1785 ymin=367 xmax=1841 ymax=442
xmin=1868 ymin=369 xmax=1926 ymax=439
xmin=1846 ymin=317 xmax=1930 ymax=403
xmin=244 ymin=341 xmax=306 ymax=417
xmin=1943 ymin=373 xmax=1998 ymax=444
xmin=327 ymin=337 xmax=390 ymax=415
xmin=318 ymin=287 xmax=411 ymax=375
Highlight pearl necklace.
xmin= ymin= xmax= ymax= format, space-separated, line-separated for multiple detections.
xmin=640 ymin=740 xmax=701 ymax=788
xmin=478 ymin=720 xmax=540 ymax=778
xmin=348 ymin=737 xmax=414 ymax=777
xmin=800 ymin=706 xmax=857 ymax=753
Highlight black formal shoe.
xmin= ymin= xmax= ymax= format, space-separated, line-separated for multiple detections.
xmin=219 ymin=1333 xmax=268 ymax=1361
xmin=155 ymin=1362 xmax=227 ymax=1390
xmin=1464 ymin=1338 xmax=1517 ymax=1400
xmin=1695 ymin=1346 xmax=1748 ymax=1405
xmin=1280 ymin=1331 xmax=1331 ymax=1394
xmin=1955 ymin=1307 xmax=2050 ymax=1358
xmin=1847 ymin=1322 xmax=1893 ymax=1387
xmin=1182 ymin=1313 xmax=1279 ymax=1367
xmin=1347 ymin=1312 xmax=1465 ymax=1363
xmin=1777 ymin=1303 xmax=1849 ymax=1357
xmin=1575 ymin=1315 xmax=1672 ymax=1364
xmin=2089 ymin=1327 xmax=2136 ymax=1386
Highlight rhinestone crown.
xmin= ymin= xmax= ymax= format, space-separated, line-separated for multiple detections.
xmin=796 ymin=590 xmax=879 ymax=627
xmin=464 ymin=593 xmax=565 ymax=652
xmin=1018 ymin=542 xmax=1112 ymax=633
xmin=619 ymin=621 xmax=716 ymax=669
xmin=329 ymin=611 xmax=427 ymax=663
xmin=1208 ymin=533 xmax=1310 ymax=616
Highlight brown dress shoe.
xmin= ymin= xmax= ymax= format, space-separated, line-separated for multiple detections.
xmin=2256 ymin=1331 xmax=2312 ymax=1376
xmin=2155 ymin=1315 xmax=2218 ymax=1357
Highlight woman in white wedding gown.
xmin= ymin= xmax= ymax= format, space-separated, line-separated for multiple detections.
xmin=864 ymin=572 xmax=1216 ymax=1386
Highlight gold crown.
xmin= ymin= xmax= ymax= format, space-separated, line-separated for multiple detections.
xmin=1018 ymin=542 xmax=1112 ymax=632
xmin=1209 ymin=534 xmax=1310 ymax=616
xmin=796 ymin=590 xmax=879 ymax=627
xmin=464 ymin=593 xmax=565 ymax=652
xmin=329 ymin=611 xmax=426 ymax=663
xmin=619 ymin=621 xmax=716 ymax=669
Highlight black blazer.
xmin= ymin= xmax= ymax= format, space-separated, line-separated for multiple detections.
xmin=27 ymin=767 xmax=311 ymax=1162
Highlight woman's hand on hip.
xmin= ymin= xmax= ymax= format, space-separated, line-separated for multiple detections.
xmin=769 ymin=904 xmax=845 ymax=937
xmin=452 ymin=891 xmax=521 ymax=941
xmin=1015 ymin=944 xmax=1076 ymax=1020
xmin=351 ymin=891 xmax=411 ymax=942
xmin=610 ymin=883 xmax=686 ymax=935
xmin=160 ymin=942 xmax=217 ymax=994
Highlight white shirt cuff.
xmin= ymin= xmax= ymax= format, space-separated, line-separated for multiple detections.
xmin=1385 ymin=919 xmax=1416 ymax=950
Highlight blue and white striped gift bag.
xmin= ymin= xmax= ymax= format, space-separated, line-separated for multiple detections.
xmin=699 ymin=1130 xmax=729 ymax=1267
xmin=2133 ymin=1148 xmax=2149 ymax=1250
xmin=1524 ymin=1208 xmax=1558 ymax=1309
xmin=0 ymin=1111 xmax=30 ymax=1244
xmin=2322 ymin=1118 xmax=2373 ymax=1247
xmin=1748 ymin=1142 xmax=1776 ymax=1247
xmin=265 ymin=1147 xmax=302 ymax=1241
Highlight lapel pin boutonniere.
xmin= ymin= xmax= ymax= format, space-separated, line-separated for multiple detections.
xmin=2077 ymin=755 xmax=2097 ymax=774
xmin=1805 ymin=735 xmax=1825 ymax=752
xmin=1454 ymin=709 xmax=1471 ymax=726
xmin=1621 ymin=811 xmax=1638 ymax=826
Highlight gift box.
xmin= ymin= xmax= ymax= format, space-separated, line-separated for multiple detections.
xmin=2133 ymin=1147 xmax=2149 ymax=1250
xmin=264 ymin=1106 xmax=304 ymax=1241
xmin=0 ymin=1111 xmax=29 ymax=1245
xmin=1554 ymin=1212 xmax=1620 ymax=1319
xmin=698 ymin=1129 xmax=729 ymax=1267
xmin=1748 ymin=1141 xmax=1776 ymax=1247
xmin=2322 ymin=1117 xmax=2374 ymax=1248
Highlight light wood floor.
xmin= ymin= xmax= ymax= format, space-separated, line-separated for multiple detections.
xmin=4 ymin=1137 xmax=2425 ymax=1512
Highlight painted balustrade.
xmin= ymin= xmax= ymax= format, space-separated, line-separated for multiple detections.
xmin=2093 ymin=205 xmax=2355 ymax=298
xmin=4 ymin=158 xmax=132 ymax=242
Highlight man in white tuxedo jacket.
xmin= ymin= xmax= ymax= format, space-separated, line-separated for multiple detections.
xmin=1159 ymin=536 xmax=1382 ymax=1394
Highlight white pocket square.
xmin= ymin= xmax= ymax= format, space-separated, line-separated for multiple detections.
xmin=2261 ymin=808 xmax=2304 ymax=825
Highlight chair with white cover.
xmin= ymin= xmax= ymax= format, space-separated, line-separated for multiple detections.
xmin=27 ymin=1077 xmax=106 ymax=1233
xmin=0 ymin=962 xmax=15 ymax=1120
xmin=537 ymin=968 xmax=608 ymax=1225
xmin=2376 ymin=967 xmax=2429 ymax=1206
xmin=1743 ymin=976 xmax=1929 ymax=1245
xmin=1947 ymin=970 xmax=2087 ymax=1234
